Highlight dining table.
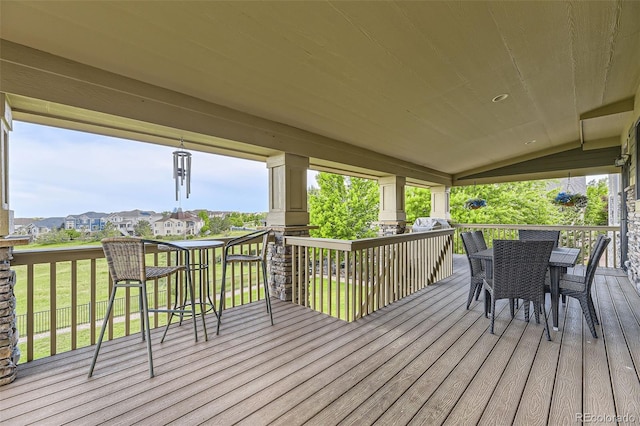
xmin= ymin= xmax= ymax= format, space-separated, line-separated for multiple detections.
xmin=157 ymin=239 xmax=225 ymax=316
xmin=470 ymin=246 xmax=581 ymax=331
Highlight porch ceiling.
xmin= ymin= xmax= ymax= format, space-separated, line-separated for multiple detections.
xmin=1 ymin=1 xmax=639 ymax=186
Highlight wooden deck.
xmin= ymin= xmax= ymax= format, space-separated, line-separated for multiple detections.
xmin=2 ymin=256 xmax=640 ymax=425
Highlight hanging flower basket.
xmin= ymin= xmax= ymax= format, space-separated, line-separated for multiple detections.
xmin=464 ymin=198 xmax=487 ymax=210
xmin=553 ymin=192 xmax=588 ymax=208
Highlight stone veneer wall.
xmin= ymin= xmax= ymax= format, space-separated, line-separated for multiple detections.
xmin=378 ymin=221 xmax=407 ymax=236
xmin=0 ymin=248 xmax=19 ymax=385
xmin=624 ymin=184 xmax=640 ymax=295
xmin=267 ymin=226 xmax=312 ymax=302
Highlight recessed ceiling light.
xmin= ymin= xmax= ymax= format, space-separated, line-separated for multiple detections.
xmin=492 ymin=94 xmax=509 ymax=103
xmin=525 ymin=139 xmax=536 ymax=145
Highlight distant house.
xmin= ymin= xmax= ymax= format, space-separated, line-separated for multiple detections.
xmin=153 ymin=209 xmax=204 ymax=236
xmin=12 ymin=217 xmax=33 ymax=233
xmin=65 ymin=212 xmax=108 ymax=233
xmin=106 ymin=210 xmax=162 ymax=236
xmin=14 ymin=217 xmax=65 ymax=240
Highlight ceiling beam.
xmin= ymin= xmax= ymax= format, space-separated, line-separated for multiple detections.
xmin=0 ymin=39 xmax=451 ymax=186
xmin=579 ymin=97 xmax=635 ymax=121
xmin=454 ymin=146 xmax=620 ymax=185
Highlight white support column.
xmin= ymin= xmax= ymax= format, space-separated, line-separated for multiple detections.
xmin=266 ymin=153 xmax=309 ymax=227
xmin=0 ymin=94 xmax=28 ymax=386
xmin=265 ymin=153 xmax=312 ymax=301
xmin=0 ymin=94 xmax=12 ymax=236
xmin=430 ymin=185 xmax=451 ymax=220
xmin=378 ymin=175 xmax=406 ymax=235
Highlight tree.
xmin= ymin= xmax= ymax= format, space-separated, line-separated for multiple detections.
xmin=309 ymin=173 xmax=379 ymax=240
xmin=449 ymin=180 xmax=559 ymax=225
xmin=63 ymin=229 xmax=81 ymax=240
xmin=226 ymin=212 xmax=244 ymax=228
xmin=209 ymin=216 xmax=229 ymax=234
xmin=405 ymin=187 xmax=431 ymax=224
xmin=133 ymin=220 xmax=153 ymax=237
xmin=36 ymin=229 xmax=71 ymax=245
xmin=585 ymin=177 xmax=609 ymax=225
xmin=198 ymin=211 xmax=211 ymax=235
xmin=93 ymin=222 xmax=121 ymax=240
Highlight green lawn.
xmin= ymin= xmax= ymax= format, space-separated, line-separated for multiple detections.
xmin=12 ymin=233 xmax=268 ymax=360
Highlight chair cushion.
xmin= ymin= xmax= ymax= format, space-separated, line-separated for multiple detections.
xmin=559 ymin=277 xmax=586 ymax=293
xmin=560 ymin=273 xmax=585 ymax=284
xmin=146 ymin=265 xmax=184 ymax=279
xmin=226 ymin=254 xmax=262 ymax=262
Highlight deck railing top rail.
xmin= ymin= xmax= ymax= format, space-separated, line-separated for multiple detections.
xmin=452 ymin=223 xmax=618 ymax=232
xmin=285 ymin=228 xmax=455 ymax=251
xmin=10 ymin=238 xmax=234 ymax=265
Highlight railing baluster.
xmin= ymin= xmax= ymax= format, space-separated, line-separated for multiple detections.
xmin=335 ymin=250 xmax=341 ymax=319
xmin=26 ymin=264 xmax=34 ymax=361
xmin=70 ymin=261 xmax=77 ymax=350
xmin=49 ymin=263 xmax=56 ymax=355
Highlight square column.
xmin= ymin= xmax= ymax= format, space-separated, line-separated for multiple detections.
xmin=0 ymin=95 xmax=12 ymax=236
xmin=266 ymin=153 xmax=309 ymax=227
xmin=378 ymin=175 xmax=406 ymax=235
xmin=266 ymin=154 xmax=311 ymax=301
xmin=430 ymin=185 xmax=451 ymax=220
xmin=0 ymin=95 xmax=28 ymax=385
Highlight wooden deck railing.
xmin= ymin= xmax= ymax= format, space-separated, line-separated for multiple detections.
xmin=285 ymin=229 xmax=454 ymax=321
xmin=11 ymin=237 xmax=268 ymax=361
xmin=451 ymin=224 xmax=621 ymax=267
xmin=11 ymin=224 xmax=619 ymax=362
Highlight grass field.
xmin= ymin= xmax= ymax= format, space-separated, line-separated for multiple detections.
xmin=11 ymin=233 xmax=268 ymax=360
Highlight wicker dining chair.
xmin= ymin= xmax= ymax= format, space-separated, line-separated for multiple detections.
xmin=483 ymin=239 xmax=555 ymax=340
xmin=518 ymin=229 xmax=560 ymax=247
xmin=471 ymin=230 xmax=487 ymax=250
xmin=461 ymin=232 xmax=486 ymax=309
xmin=89 ymin=237 xmax=202 ymax=378
xmin=558 ymin=235 xmax=610 ymax=338
xmin=519 ymin=229 xmax=563 ymax=303
xmin=217 ymin=229 xmax=273 ymax=335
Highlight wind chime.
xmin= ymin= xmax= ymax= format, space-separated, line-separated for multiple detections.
xmin=173 ymin=138 xmax=192 ymax=202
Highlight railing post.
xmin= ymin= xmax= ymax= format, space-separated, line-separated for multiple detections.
xmin=377 ymin=175 xmax=407 ymax=236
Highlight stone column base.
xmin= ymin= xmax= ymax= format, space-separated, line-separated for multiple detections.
xmin=378 ymin=221 xmax=407 ymax=236
xmin=0 ymin=251 xmax=19 ymax=385
xmin=267 ymin=225 xmax=314 ymax=301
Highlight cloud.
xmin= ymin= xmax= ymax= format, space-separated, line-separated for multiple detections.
xmin=9 ymin=122 xmax=269 ymax=217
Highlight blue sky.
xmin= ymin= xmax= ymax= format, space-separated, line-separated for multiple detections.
xmin=10 ymin=121 xmax=609 ymax=220
xmin=9 ymin=122 xmax=274 ymax=218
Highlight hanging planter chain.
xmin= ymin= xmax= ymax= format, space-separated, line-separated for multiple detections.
xmin=465 ymin=181 xmax=487 ymax=210
xmin=554 ymin=172 xmax=587 ymax=208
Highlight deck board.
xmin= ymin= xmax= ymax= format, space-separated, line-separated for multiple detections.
xmin=548 ymin=297 xmax=583 ymax=424
xmin=598 ymin=274 xmax=640 ymax=420
xmin=2 ymin=255 xmax=640 ymax=425
xmin=583 ymin=276 xmax=616 ymax=421
xmin=237 ymin=279 xmax=471 ymax=426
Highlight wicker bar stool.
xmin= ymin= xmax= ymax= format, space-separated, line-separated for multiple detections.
xmin=88 ymin=237 xmax=204 ymax=378
xmin=217 ymin=229 xmax=273 ymax=335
